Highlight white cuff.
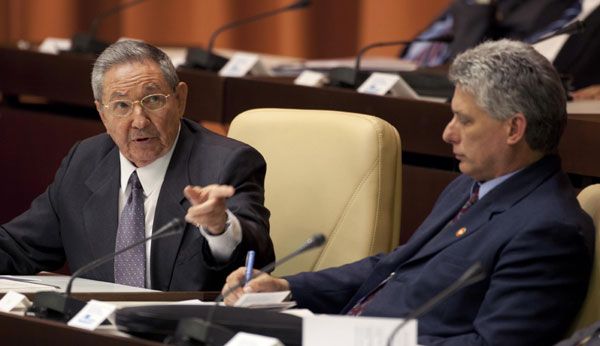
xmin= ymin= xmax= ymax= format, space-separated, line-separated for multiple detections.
xmin=198 ymin=209 xmax=242 ymax=262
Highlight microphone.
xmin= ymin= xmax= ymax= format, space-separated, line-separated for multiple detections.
xmin=385 ymin=262 xmax=487 ymax=346
xmin=184 ymin=0 xmax=311 ymax=71
xmin=171 ymin=233 xmax=326 ymax=346
xmin=26 ymin=218 xmax=185 ymax=322
xmin=328 ymin=34 xmax=453 ymax=88
xmin=531 ymin=20 xmax=585 ymax=45
xmin=69 ymin=0 xmax=150 ymax=55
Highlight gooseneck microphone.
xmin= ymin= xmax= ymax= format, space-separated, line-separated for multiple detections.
xmin=185 ymin=0 xmax=311 ymax=71
xmin=328 ymin=35 xmax=453 ymax=88
xmin=385 ymin=262 xmax=487 ymax=346
xmin=172 ymin=233 xmax=326 ymax=346
xmin=532 ymin=20 xmax=585 ymax=45
xmin=26 ymin=218 xmax=185 ymax=321
xmin=70 ymin=0 xmax=150 ymax=55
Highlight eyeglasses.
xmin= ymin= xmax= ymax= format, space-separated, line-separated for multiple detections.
xmin=102 ymin=93 xmax=171 ymax=118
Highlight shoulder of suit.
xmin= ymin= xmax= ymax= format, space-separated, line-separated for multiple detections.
xmin=181 ymin=118 xmax=256 ymax=152
xmin=69 ymin=132 xmax=116 ymax=161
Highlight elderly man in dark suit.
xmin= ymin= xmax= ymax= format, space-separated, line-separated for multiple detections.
xmin=223 ymin=40 xmax=595 ymax=345
xmin=0 ymin=40 xmax=274 ymax=291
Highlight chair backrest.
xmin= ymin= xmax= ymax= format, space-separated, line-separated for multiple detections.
xmin=228 ymin=108 xmax=402 ymax=276
xmin=572 ymin=184 xmax=600 ymax=331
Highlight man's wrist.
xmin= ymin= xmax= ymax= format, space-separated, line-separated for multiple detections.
xmin=200 ymin=213 xmax=231 ymax=236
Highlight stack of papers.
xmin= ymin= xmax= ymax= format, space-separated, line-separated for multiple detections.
xmin=0 ymin=277 xmax=59 ymax=293
xmin=233 ymin=291 xmax=296 ymax=311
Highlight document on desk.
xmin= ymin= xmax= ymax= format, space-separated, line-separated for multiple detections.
xmin=233 ymin=290 xmax=296 ymax=310
xmin=303 ymin=315 xmax=417 ymax=346
xmin=0 ymin=278 xmax=59 ymax=293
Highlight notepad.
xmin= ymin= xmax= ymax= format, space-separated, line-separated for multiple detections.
xmin=234 ymin=291 xmax=296 ymax=310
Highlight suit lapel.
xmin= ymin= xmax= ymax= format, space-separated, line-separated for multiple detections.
xmin=403 ymin=155 xmax=560 ymax=266
xmin=345 ymin=190 xmax=468 ymax=308
xmin=82 ymin=146 xmax=120 ymax=281
xmin=150 ymin=122 xmax=194 ymax=290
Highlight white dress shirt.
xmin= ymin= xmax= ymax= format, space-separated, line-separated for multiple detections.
xmin=118 ymin=128 xmax=242 ymax=287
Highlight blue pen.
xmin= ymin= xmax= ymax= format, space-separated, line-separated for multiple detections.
xmin=244 ymin=250 xmax=256 ymax=285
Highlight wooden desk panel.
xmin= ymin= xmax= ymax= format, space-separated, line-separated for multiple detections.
xmin=0 ymin=48 xmax=95 ymax=107
xmin=0 ymin=107 xmax=105 ymax=223
xmin=222 ymin=77 xmax=453 ymax=157
xmin=1 ymin=312 xmax=161 ymax=346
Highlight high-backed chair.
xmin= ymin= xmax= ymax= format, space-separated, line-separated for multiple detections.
xmin=572 ymin=184 xmax=600 ymax=331
xmin=228 ymin=108 xmax=402 ymax=276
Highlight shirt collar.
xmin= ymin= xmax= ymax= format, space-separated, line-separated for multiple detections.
xmin=119 ymin=125 xmax=181 ymax=196
xmin=477 ymin=169 xmax=522 ymax=200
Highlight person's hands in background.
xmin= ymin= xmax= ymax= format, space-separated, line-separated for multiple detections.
xmin=571 ymin=85 xmax=600 ymax=100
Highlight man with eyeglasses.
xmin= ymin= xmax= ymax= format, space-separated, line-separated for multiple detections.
xmin=0 ymin=40 xmax=274 ymax=291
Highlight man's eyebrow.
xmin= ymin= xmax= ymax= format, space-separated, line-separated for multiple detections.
xmin=142 ymin=83 xmax=162 ymax=92
xmin=108 ymin=91 xmax=129 ymax=100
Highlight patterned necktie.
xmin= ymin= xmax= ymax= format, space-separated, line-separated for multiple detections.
xmin=451 ymin=183 xmax=480 ymax=224
xmin=347 ymin=272 xmax=396 ymax=316
xmin=114 ymin=171 xmax=146 ymax=287
xmin=347 ymin=183 xmax=480 ymax=315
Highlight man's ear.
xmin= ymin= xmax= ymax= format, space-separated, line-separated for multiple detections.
xmin=175 ymin=82 xmax=188 ymax=118
xmin=506 ymin=112 xmax=527 ymax=145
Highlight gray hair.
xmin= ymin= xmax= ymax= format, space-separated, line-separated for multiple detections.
xmin=91 ymin=40 xmax=179 ymax=101
xmin=449 ymin=39 xmax=567 ymax=153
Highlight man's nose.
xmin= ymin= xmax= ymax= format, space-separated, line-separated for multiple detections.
xmin=442 ymin=119 xmax=456 ymax=144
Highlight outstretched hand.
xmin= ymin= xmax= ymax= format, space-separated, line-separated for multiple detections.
xmin=184 ymin=184 xmax=235 ymax=235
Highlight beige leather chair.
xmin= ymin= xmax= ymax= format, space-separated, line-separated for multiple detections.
xmin=228 ymin=108 xmax=402 ymax=276
xmin=571 ymin=184 xmax=600 ymax=331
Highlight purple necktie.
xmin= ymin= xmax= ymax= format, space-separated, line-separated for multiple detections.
xmin=347 ymin=184 xmax=480 ymax=315
xmin=114 ymin=171 xmax=146 ymax=287
xmin=450 ymin=183 xmax=480 ymax=224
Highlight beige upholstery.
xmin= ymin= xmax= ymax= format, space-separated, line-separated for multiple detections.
xmin=228 ymin=108 xmax=402 ymax=276
xmin=572 ymin=184 xmax=600 ymax=331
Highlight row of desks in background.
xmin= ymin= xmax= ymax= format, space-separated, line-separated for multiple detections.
xmin=1 ymin=46 xmax=599 ymax=244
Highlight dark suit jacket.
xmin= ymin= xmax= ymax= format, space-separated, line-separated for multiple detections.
xmin=554 ymin=5 xmax=600 ymax=89
xmin=0 ymin=118 xmax=274 ymax=291
xmin=448 ymin=0 xmax=578 ymax=56
xmin=287 ymin=155 xmax=594 ymax=345
xmin=402 ymin=0 xmax=577 ymax=60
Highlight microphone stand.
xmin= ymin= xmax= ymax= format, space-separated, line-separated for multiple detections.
xmin=328 ymin=35 xmax=452 ymax=88
xmin=26 ymin=218 xmax=185 ymax=322
xmin=69 ymin=0 xmax=150 ymax=55
xmin=185 ymin=0 xmax=311 ymax=71
xmin=171 ymin=233 xmax=326 ymax=346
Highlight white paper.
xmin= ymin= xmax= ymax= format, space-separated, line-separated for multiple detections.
xmin=234 ymin=290 xmax=294 ymax=310
xmin=294 ymin=70 xmax=328 ymax=87
xmin=0 ymin=291 xmax=32 ymax=312
xmin=219 ymin=52 xmax=258 ymax=77
xmin=357 ymin=72 xmax=401 ymax=96
xmin=0 ymin=278 xmax=59 ymax=293
xmin=38 ymin=37 xmax=71 ymax=54
xmin=567 ymin=100 xmax=600 ymax=114
xmin=303 ymin=315 xmax=417 ymax=346
xmin=67 ymin=300 xmax=117 ymax=331
xmin=225 ymin=332 xmax=283 ymax=346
